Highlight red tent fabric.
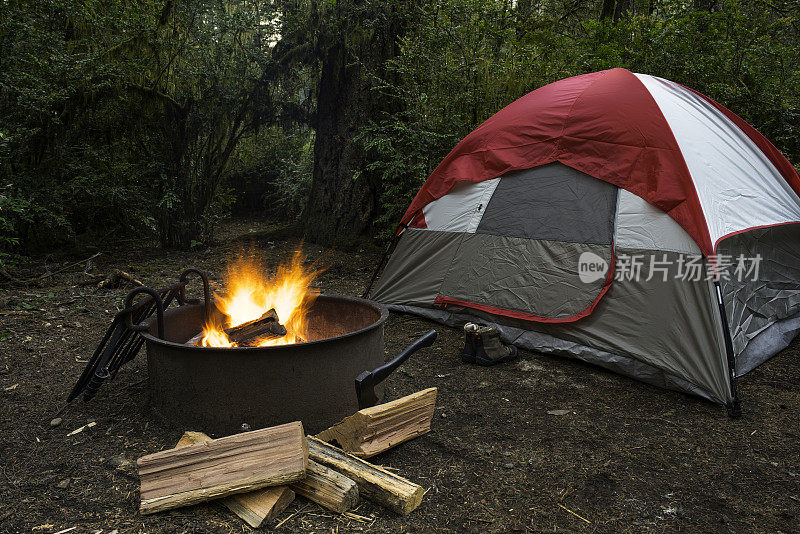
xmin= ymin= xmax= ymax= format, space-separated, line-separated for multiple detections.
xmin=399 ymin=68 xmax=800 ymax=257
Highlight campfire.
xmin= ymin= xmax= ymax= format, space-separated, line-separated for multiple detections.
xmin=196 ymin=251 xmax=320 ymax=348
xmin=72 ymin=251 xmax=435 ymax=439
xmin=71 ymin=255 xmax=440 ymax=527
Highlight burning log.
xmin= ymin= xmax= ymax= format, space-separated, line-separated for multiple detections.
xmin=138 ymin=422 xmax=308 ymax=515
xmin=317 ymin=388 xmax=437 ymax=459
xmin=175 ymin=431 xmax=295 ymax=527
xmin=186 ymin=331 xmax=205 ymax=346
xmin=289 ymin=460 xmax=359 ymax=513
xmin=307 ymin=436 xmax=424 ymax=515
xmin=224 ymin=308 xmax=287 ymax=345
xmin=186 ymin=308 xmax=290 ymax=347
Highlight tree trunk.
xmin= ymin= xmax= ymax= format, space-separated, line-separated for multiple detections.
xmin=157 ymin=103 xmax=245 ymax=249
xmin=159 ymin=171 xmax=211 ymax=249
xmin=601 ymin=0 xmax=632 ymax=21
xmin=303 ymin=2 xmax=404 ymax=247
xmin=159 ymin=214 xmax=209 ymax=249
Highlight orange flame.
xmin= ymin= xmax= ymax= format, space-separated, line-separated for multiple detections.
xmin=200 ymin=250 xmax=320 ymax=347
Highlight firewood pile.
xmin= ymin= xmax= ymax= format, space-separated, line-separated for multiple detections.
xmin=136 ymin=388 xmax=438 ymax=527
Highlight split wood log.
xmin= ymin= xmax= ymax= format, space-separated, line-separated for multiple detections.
xmin=138 ymin=421 xmax=308 ymax=515
xmin=288 ymin=460 xmax=359 ymax=513
xmin=222 ymin=488 xmax=295 ymax=528
xmin=317 ymin=388 xmax=437 ymax=458
xmin=225 ymin=308 xmax=286 ymax=345
xmin=186 ymin=331 xmax=205 ymax=346
xmin=175 ymin=431 xmax=295 ymax=527
xmin=307 ymin=436 xmax=424 ymax=515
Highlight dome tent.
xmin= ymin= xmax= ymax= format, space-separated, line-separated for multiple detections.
xmin=371 ymin=68 xmax=800 ymax=414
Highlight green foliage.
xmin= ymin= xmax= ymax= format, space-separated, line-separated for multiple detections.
xmin=0 ymin=0 xmax=286 ymax=251
xmin=225 ymin=125 xmax=315 ymax=220
xmin=132 ymin=0 xmax=284 ymax=248
xmin=0 ymin=0 xmax=154 ymax=250
xmin=274 ymin=134 xmax=315 ymax=219
xmin=1 ymin=0 xmax=798 ymax=253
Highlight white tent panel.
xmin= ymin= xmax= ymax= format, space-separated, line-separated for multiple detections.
xmin=421 ymin=178 xmax=500 ymax=233
xmin=615 ymin=189 xmax=701 ymax=254
xmin=636 ymin=74 xmax=800 ymax=247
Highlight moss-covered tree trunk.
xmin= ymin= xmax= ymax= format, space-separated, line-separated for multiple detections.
xmin=303 ymin=2 xmax=403 ymax=247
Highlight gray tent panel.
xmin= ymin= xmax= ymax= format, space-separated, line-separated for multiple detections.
xmin=374 ymin=228 xmax=732 ymax=403
xmin=371 ymin=229 xmax=460 ymax=307
xmin=438 ymin=234 xmax=612 ymax=320
xmin=482 ymin=247 xmax=730 ymax=402
xmin=388 ymin=302 xmax=723 ymax=403
xmin=717 ymin=224 xmax=800 ymax=375
xmin=544 ymin=247 xmax=731 ymax=402
xmin=737 ymin=314 xmax=800 ymax=376
xmin=476 ymin=163 xmax=617 ymax=245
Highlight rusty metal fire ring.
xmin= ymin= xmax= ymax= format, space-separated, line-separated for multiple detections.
xmin=141 ymin=294 xmax=392 ymax=435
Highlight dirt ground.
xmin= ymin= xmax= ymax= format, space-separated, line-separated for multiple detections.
xmin=1 ymin=219 xmax=798 ymax=533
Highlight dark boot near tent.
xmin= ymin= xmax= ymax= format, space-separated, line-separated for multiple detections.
xmin=461 ymin=322 xmax=480 ymax=363
xmin=475 ymin=325 xmax=518 ymax=366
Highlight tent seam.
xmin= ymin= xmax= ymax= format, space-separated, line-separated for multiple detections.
xmin=554 ymin=69 xmax=615 ymax=158
xmin=631 ymin=73 xmax=715 ymax=257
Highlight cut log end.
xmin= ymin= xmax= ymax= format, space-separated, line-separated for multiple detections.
xmin=307 ymin=436 xmax=424 ymax=515
xmin=221 ymin=486 xmax=295 ymax=528
xmin=317 ymin=388 xmax=437 ymax=459
xmin=289 ymin=460 xmax=359 ymax=513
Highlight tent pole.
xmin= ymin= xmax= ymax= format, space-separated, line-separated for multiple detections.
xmin=714 ymin=280 xmax=742 ymax=417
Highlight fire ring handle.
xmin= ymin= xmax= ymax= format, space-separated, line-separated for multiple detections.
xmin=179 ymin=268 xmax=212 ymax=324
xmin=124 ymin=286 xmax=165 ymax=339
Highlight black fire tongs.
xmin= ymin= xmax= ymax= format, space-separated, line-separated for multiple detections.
xmin=67 ymin=268 xmax=211 ymax=403
xmin=355 ymin=329 xmax=438 ymax=409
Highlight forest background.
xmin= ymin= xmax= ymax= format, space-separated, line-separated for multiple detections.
xmin=1 ymin=0 xmax=797 ymax=264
